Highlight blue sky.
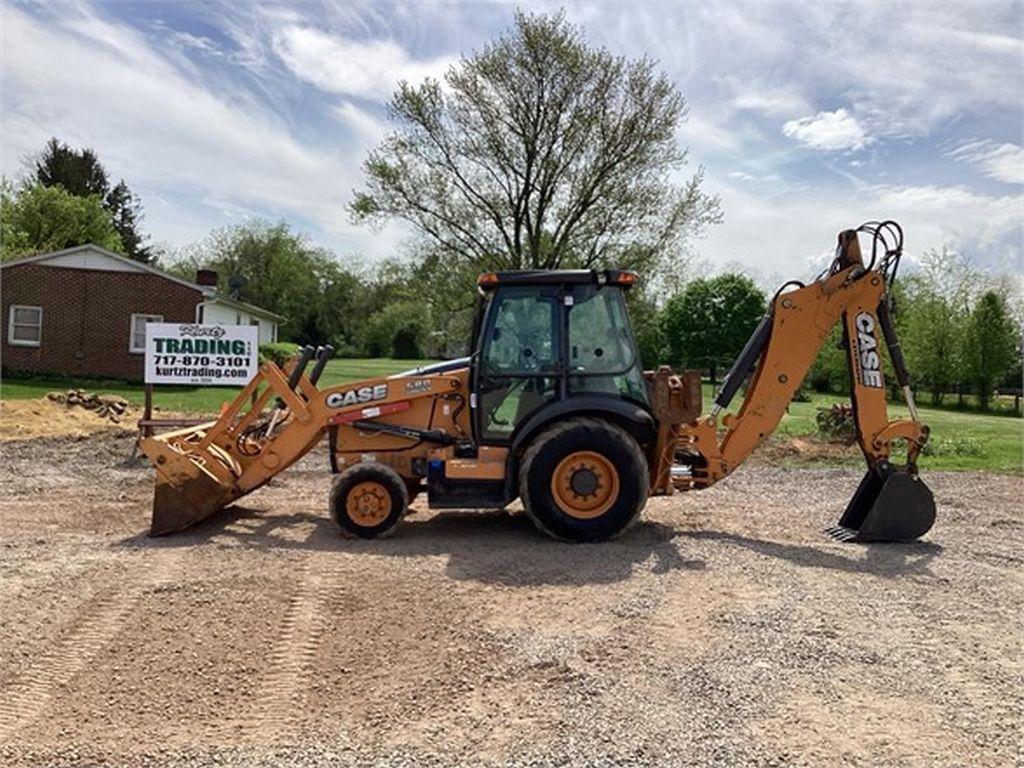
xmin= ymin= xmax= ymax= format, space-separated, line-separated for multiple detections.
xmin=2 ymin=1 xmax=1022 ymax=280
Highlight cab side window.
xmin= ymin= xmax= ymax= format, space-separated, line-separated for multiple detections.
xmin=481 ymin=288 xmax=559 ymax=374
xmin=568 ymin=285 xmax=649 ymax=404
xmin=568 ymin=286 xmax=633 ymax=374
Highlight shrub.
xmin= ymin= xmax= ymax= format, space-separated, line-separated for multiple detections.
xmin=360 ymin=301 xmax=427 ymax=359
xmin=392 ymin=326 xmax=422 ymax=359
xmin=815 ymin=403 xmax=856 ymax=444
xmin=921 ymin=435 xmax=986 ymax=457
xmin=259 ymin=342 xmax=301 ymax=367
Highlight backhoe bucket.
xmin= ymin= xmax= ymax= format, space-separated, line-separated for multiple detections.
xmin=829 ymin=462 xmax=936 ymax=543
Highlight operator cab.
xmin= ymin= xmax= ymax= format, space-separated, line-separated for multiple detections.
xmin=470 ymin=269 xmax=650 ymax=445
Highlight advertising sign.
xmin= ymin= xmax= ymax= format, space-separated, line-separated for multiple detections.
xmin=144 ymin=323 xmax=258 ymax=386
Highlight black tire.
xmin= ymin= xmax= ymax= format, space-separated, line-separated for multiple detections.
xmin=330 ymin=463 xmax=409 ymax=539
xmin=519 ymin=417 xmax=649 ymax=542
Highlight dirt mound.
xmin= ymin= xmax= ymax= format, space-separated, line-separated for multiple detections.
xmin=0 ymin=398 xmax=135 ymax=441
xmin=756 ymin=435 xmax=859 ymax=464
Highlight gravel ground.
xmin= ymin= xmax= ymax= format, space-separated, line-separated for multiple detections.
xmin=0 ymin=431 xmax=1020 ymax=767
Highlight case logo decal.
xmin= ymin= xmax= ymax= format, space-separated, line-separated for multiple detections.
xmin=854 ymin=312 xmax=883 ymax=388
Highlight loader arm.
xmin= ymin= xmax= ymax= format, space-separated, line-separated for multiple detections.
xmin=141 ymin=352 xmax=465 ymax=535
xmin=668 ymin=223 xmax=936 ymax=542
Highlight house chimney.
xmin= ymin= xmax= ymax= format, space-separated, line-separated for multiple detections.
xmin=196 ymin=269 xmax=218 ymax=287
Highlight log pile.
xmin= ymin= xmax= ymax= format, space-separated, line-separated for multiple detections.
xmin=46 ymin=390 xmax=131 ymax=423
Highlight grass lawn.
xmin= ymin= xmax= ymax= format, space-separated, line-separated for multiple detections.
xmin=2 ymin=363 xmax=1019 ymax=473
xmin=0 ymin=358 xmax=434 ymax=415
xmin=774 ymin=391 xmax=1022 ymax=474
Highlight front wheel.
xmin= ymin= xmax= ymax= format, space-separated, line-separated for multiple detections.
xmin=519 ymin=417 xmax=649 ymax=542
xmin=330 ymin=463 xmax=408 ymax=539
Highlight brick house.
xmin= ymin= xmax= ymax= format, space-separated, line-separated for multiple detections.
xmin=1 ymin=244 xmax=284 ymax=381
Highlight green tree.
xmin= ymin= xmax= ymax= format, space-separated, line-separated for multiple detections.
xmin=33 ymin=137 xmax=109 ymax=197
xmin=172 ymin=221 xmax=364 ymax=351
xmin=352 ymin=11 xmax=720 ymax=280
xmin=104 ymin=180 xmax=150 ymax=263
xmin=807 ymin=326 xmax=849 ymax=393
xmin=1 ymin=182 xmax=124 ymax=259
xmin=964 ymin=291 xmax=1018 ymax=410
xmin=660 ymin=273 xmax=766 ymax=384
xmin=361 ymin=300 xmax=429 ymax=359
xmin=626 ymin=289 xmax=664 ymax=369
xmin=32 ymin=138 xmax=152 ymax=262
xmin=897 ymin=247 xmax=976 ymax=404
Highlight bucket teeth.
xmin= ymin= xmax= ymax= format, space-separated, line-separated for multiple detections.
xmin=826 ymin=525 xmax=859 ymax=542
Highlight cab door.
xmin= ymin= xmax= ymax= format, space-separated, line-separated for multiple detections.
xmin=472 ymin=286 xmax=563 ymax=444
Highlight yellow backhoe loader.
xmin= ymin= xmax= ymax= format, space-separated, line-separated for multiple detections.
xmin=141 ymin=221 xmax=935 ymax=543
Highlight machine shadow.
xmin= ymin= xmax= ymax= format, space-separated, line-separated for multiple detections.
xmin=683 ymin=529 xmax=943 ymax=578
xmin=119 ymin=504 xmax=706 ymax=587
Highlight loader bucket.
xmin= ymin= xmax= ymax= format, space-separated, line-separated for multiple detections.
xmin=139 ymin=354 xmax=333 ymax=536
xmin=828 ymin=462 xmax=936 ymax=543
xmin=141 ymin=429 xmax=240 ymax=536
xmin=151 ymin=468 xmax=235 ymax=535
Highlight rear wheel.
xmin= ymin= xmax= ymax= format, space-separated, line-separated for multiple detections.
xmin=520 ymin=417 xmax=649 ymax=541
xmin=330 ymin=463 xmax=408 ymax=539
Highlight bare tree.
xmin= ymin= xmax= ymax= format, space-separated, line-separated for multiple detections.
xmin=351 ymin=11 xmax=720 ymax=278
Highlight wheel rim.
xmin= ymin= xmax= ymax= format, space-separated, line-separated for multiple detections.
xmin=346 ymin=481 xmax=392 ymax=526
xmin=550 ymin=450 xmax=620 ymax=520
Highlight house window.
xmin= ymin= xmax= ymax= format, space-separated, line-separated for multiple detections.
xmin=8 ymin=305 xmax=42 ymax=347
xmin=130 ymin=313 xmax=163 ymax=353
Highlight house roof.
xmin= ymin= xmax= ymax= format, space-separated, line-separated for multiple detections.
xmin=1 ymin=243 xmax=285 ymax=323
xmin=201 ymin=295 xmax=287 ymax=322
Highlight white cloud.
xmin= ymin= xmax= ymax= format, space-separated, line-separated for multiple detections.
xmin=332 ymin=101 xmax=388 ymax=149
xmin=166 ymin=30 xmax=223 ymax=57
xmin=679 ymin=110 xmax=741 ymax=153
xmin=699 ymin=169 xmax=1021 ymax=277
xmin=782 ymin=108 xmax=871 ymax=151
xmin=870 ymin=184 xmax=1021 ymax=250
xmin=945 ymin=140 xmax=1024 ymax=185
xmin=272 ymin=25 xmax=455 ymax=101
xmin=0 ymin=4 xmax=404 ymax=258
xmin=731 ymin=83 xmax=809 ymax=119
